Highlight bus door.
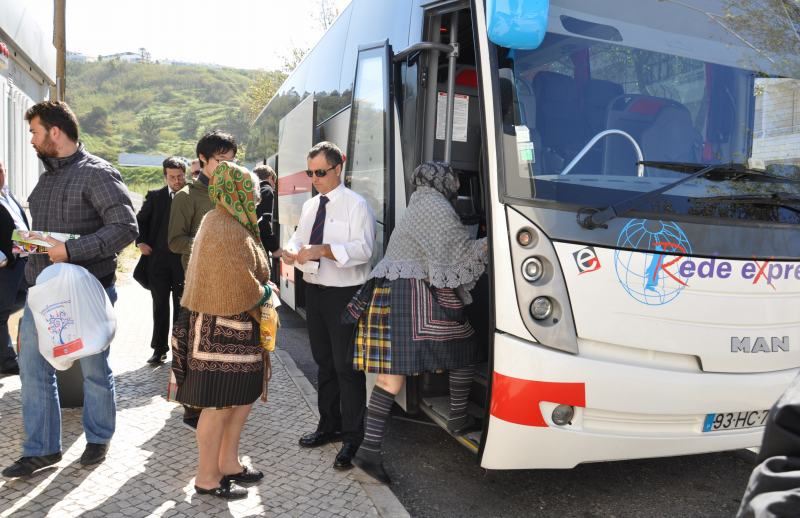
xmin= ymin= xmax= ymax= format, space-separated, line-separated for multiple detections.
xmin=277 ymin=94 xmax=316 ymax=313
xmin=393 ymin=2 xmax=493 ymax=454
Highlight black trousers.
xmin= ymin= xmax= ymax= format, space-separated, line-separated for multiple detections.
xmin=306 ymin=283 xmax=365 ymax=443
xmin=149 ymin=251 xmax=184 ymax=352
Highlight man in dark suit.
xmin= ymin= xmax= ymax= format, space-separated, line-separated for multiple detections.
xmin=0 ymin=160 xmax=29 ymax=375
xmin=253 ymin=164 xmax=281 ymax=282
xmin=136 ymin=157 xmax=187 ymax=364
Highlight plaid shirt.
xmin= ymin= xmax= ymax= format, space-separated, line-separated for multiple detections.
xmin=25 ymin=144 xmax=138 ymax=286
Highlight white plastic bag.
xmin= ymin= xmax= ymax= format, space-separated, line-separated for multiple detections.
xmin=27 ymin=263 xmax=117 ymax=371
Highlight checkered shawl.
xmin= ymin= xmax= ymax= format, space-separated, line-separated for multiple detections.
xmin=368 ymin=185 xmax=487 ymax=303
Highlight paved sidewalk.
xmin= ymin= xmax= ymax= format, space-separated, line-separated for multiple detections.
xmin=0 ymin=278 xmax=408 ymax=517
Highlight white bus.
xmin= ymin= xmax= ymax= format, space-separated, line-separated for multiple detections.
xmin=252 ymin=0 xmax=800 ymax=469
xmin=0 ymin=1 xmax=56 ymax=202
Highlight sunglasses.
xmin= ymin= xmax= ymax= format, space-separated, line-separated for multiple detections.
xmin=305 ymin=165 xmax=338 ymax=178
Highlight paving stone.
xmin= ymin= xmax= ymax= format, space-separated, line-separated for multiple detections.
xmin=0 ymin=281 xmax=393 ymax=517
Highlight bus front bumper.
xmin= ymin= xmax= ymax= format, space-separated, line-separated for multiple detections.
xmin=480 ymin=333 xmax=798 ymax=469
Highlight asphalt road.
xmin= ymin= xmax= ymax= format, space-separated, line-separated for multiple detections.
xmin=276 ymin=306 xmax=757 ymax=517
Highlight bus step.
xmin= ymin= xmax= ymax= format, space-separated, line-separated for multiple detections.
xmin=420 ymin=396 xmax=483 ymax=452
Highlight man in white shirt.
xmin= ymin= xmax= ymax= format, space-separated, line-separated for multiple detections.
xmin=0 ymin=160 xmax=30 ymax=375
xmin=283 ymin=141 xmax=376 ymax=470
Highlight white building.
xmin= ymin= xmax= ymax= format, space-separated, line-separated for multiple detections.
xmin=0 ymin=0 xmax=56 ymax=202
xmin=752 ymin=78 xmax=800 ymax=172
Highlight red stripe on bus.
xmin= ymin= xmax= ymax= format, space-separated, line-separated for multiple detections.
xmin=278 ymin=170 xmax=312 ymax=196
xmin=490 ymin=372 xmax=585 ymax=427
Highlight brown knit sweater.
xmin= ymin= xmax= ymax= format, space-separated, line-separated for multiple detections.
xmin=181 ymin=206 xmax=270 ymax=316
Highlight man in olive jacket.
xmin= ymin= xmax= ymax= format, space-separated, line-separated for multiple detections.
xmin=168 ymin=130 xmax=237 ymax=271
xmin=167 ymin=130 xmax=237 ymax=430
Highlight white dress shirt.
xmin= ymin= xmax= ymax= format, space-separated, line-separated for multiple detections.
xmin=287 ymin=183 xmax=376 ymax=287
xmin=0 ymin=186 xmax=29 ymax=231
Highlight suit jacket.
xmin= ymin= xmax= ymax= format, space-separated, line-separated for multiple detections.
xmin=136 ymin=186 xmax=174 ymax=253
xmin=257 ymin=184 xmax=279 ymax=253
xmin=0 ymin=191 xmax=29 ymax=267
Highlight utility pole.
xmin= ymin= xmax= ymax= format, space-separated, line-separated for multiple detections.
xmin=52 ymin=0 xmax=66 ymax=101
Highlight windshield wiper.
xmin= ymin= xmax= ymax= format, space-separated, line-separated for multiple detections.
xmin=577 ymin=162 xmax=731 ymax=229
xmin=696 ymin=193 xmax=800 ymax=214
xmin=639 ymin=161 xmax=798 ymax=183
xmin=578 ymin=162 xmax=800 ymax=229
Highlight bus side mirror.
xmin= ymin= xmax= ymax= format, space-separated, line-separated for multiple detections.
xmin=486 ymin=0 xmax=549 ymax=50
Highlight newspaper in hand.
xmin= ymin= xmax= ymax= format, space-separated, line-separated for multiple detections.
xmin=12 ymin=229 xmax=80 ymax=255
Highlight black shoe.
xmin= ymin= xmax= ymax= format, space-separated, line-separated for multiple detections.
xmin=333 ymin=442 xmax=359 ymax=470
xmin=447 ymin=414 xmax=479 ymax=435
xmin=182 ymin=417 xmax=199 ymax=431
xmin=298 ymin=430 xmax=342 ymax=448
xmin=80 ymin=443 xmax=108 ymax=466
xmin=224 ymin=465 xmax=263 ymax=485
xmin=353 ymin=451 xmax=391 ymax=485
xmin=2 ymin=452 xmax=62 ymax=477
xmin=0 ymin=363 xmax=19 ymax=375
xmin=195 ymin=477 xmax=248 ymax=500
xmin=147 ymin=351 xmax=167 ymax=365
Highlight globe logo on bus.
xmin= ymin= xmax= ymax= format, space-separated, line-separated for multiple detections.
xmin=614 ymin=220 xmax=692 ymax=306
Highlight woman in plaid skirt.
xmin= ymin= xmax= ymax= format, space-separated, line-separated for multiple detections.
xmin=344 ymin=162 xmax=488 ymax=484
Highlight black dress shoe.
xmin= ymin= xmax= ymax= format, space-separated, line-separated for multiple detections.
xmin=0 ymin=363 xmax=19 ymax=375
xmin=195 ymin=477 xmax=248 ymax=500
xmin=353 ymin=452 xmax=391 ymax=484
xmin=333 ymin=442 xmax=360 ymax=470
xmin=298 ymin=430 xmax=342 ymax=448
xmin=146 ymin=351 xmax=167 ymax=365
xmin=224 ymin=465 xmax=263 ymax=485
xmin=2 ymin=452 xmax=62 ymax=477
xmin=80 ymin=443 xmax=108 ymax=465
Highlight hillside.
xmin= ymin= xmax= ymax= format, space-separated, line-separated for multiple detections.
xmin=66 ymin=60 xmax=275 ymax=163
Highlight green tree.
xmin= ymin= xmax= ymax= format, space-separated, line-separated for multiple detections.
xmin=180 ymin=110 xmax=199 ymax=140
xmin=81 ymin=106 xmax=112 ymax=136
xmin=139 ymin=114 xmax=163 ymax=150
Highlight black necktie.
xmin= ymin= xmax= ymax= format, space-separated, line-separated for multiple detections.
xmin=309 ymin=195 xmax=329 ymax=245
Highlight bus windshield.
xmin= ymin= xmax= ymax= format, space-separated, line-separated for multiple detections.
xmin=497 ymin=0 xmax=800 ymax=224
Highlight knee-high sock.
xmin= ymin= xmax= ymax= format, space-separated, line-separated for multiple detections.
xmin=448 ymin=366 xmax=475 ymax=421
xmin=360 ymin=386 xmax=395 ymax=456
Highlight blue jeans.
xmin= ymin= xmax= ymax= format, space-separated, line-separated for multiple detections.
xmin=18 ymin=285 xmax=118 ymax=456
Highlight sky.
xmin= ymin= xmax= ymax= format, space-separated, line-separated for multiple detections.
xmin=62 ymin=0 xmax=351 ymax=71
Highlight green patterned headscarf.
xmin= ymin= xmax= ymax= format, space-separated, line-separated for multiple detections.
xmin=208 ymin=161 xmax=259 ymax=238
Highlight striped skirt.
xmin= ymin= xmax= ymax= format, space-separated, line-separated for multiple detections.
xmin=347 ymin=278 xmax=477 ymax=375
xmin=171 ymin=308 xmax=265 ymax=408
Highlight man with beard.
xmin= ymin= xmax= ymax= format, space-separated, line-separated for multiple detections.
xmin=2 ymin=101 xmax=137 ymax=478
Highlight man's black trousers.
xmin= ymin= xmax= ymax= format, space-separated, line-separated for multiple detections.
xmin=149 ymin=251 xmax=184 ymax=353
xmin=305 ymin=283 xmax=365 ymax=444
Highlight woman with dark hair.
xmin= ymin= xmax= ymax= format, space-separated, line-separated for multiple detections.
xmin=345 ymin=161 xmax=489 ymax=484
xmin=171 ymin=162 xmax=273 ymax=500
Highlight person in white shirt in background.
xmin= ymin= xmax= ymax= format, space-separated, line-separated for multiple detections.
xmin=282 ymin=141 xmax=376 ymax=471
xmin=0 ymin=160 xmax=30 ymax=375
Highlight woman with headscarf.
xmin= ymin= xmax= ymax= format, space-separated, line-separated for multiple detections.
xmin=345 ymin=161 xmax=489 ymax=484
xmin=171 ymin=162 xmax=272 ymax=500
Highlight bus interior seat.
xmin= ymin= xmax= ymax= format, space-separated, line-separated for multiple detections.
xmin=603 ymin=94 xmax=699 ymax=177
xmin=533 ymin=71 xmax=582 ymax=173
xmin=639 ymin=104 xmax=702 ymax=176
xmin=578 ymin=79 xmax=624 ymax=174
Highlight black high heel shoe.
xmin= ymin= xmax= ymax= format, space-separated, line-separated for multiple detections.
xmin=194 ymin=477 xmax=248 ymax=500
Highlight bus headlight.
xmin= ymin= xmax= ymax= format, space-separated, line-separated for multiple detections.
xmin=521 ymin=257 xmax=543 ymax=282
xmin=530 ymin=296 xmax=553 ymax=320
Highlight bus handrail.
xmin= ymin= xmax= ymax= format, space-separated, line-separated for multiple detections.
xmin=393 ymin=42 xmax=457 ymax=63
xmin=560 ymin=129 xmax=645 ymax=178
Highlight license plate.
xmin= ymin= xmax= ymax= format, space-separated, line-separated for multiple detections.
xmin=703 ymin=409 xmax=769 ymax=432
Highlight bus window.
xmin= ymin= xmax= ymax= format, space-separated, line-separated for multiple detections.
xmin=345 ymin=42 xmax=392 ymax=261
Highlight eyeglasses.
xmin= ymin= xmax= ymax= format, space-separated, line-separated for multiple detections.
xmin=305 ymin=165 xmax=338 ymax=178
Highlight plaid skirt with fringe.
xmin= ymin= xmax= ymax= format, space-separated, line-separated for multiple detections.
xmin=346 ymin=277 xmax=477 ymax=375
